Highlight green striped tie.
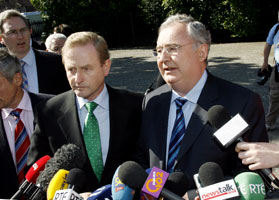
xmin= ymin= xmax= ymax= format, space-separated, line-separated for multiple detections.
xmin=84 ymin=102 xmax=103 ymax=182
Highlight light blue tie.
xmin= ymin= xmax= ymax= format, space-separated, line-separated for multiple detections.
xmin=20 ymin=60 xmax=28 ymax=91
xmin=167 ymin=98 xmax=187 ymax=173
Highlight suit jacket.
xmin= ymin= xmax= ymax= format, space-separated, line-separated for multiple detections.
xmin=34 ymin=49 xmax=70 ymax=95
xmin=27 ymin=85 xmax=143 ymax=192
xmin=136 ymin=72 xmax=268 ymax=189
xmin=0 ymin=92 xmax=53 ymax=199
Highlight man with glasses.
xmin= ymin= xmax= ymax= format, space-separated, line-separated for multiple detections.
xmin=136 ymin=14 xmax=268 ymax=196
xmin=0 ymin=9 xmax=69 ymax=95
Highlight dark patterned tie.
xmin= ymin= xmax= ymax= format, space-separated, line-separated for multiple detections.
xmin=10 ymin=109 xmax=30 ymax=184
xmin=83 ymin=102 xmax=103 ymax=182
xmin=20 ymin=60 xmax=28 ymax=91
xmin=167 ymin=98 xmax=187 ymax=173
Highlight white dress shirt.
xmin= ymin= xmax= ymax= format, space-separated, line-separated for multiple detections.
xmin=1 ymin=90 xmax=34 ymax=165
xmin=21 ymin=49 xmax=39 ymax=93
xmin=76 ymin=85 xmax=110 ymax=165
xmin=166 ymin=70 xmax=208 ymax=163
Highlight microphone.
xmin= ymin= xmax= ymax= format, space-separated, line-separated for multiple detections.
xmin=66 ymin=168 xmax=86 ymax=193
xmin=207 ymin=105 xmax=279 ymax=187
xmin=52 ymin=168 xmax=86 ymax=200
xmin=234 ymin=172 xmax=266 ymax=200
xmin=118 ymin=161 xmax=185 ymax=200
xmin=36 ymin=144 xmax=86 ymax=193
xmin=88 ymin=184 xmax=112 ymax=200
xmin=196 ymin=162 xmax=240 ymax=200
xmin=111 ymin=166 xmax=135 ymax=200
xmin=47 ymin=169 xmax=70 ymax=200
xmin=10 ymin=155 xmax=51 ymax=199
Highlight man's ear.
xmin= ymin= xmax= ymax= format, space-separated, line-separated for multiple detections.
xmin=103 ymin=59 xmax=111 ymax=77
xmin=13 ymin=73 xmax=23 ymax=87
xmin=198 ymin=44 xmax=209 ymax=62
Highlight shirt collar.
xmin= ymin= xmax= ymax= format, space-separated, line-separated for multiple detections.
xmin=21 ymin=48 xmax=35 ymax=67
xmin=171 ymin=70 xmax=208 ymax=104
xmin=76 ymin=84 xmax=109 ymax=110
xmin=1 ymin=90 xmax=33 ymax=119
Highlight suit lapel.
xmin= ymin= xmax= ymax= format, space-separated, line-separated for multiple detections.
xmin=176 ymin=104 xmax=208 ymax=163
xmin=0 ymin=115 xmax=19 ymax=186
xmin=175 ymin=72 xmax=220 ymax=167
xmin=56 ymin=92 xmax=85 ymax=152
xmin=148 ymin=85 xmax=172 ymax=170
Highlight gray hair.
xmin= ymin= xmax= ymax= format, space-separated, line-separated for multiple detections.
xmin=0 ymin=9 xmax=30 ymax=34
xmin=159 ymin=14 xmax=211 ymax=50
xmin=45 ymin=33 xmax=67 ymax=50
xmin=0 ymin=48 xmax=21 ymax=82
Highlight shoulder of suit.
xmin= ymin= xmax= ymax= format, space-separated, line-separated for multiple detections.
xmin=211 ymin=74 xmax=257 ymax=96
xmin=33 ymin=48 xmax=62 ymax=59
xmin=107 ymin=84 xmax=144 ymax=100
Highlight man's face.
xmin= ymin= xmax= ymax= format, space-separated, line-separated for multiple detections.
xmin=0 ymin=17 xmax=31 ymax=59
xmin=156 ymin=22 xmax=208 ymax=96
xmin=48 ymin=38 xmax=66 ymax=55
xmin=0 ymin=73 xmax=22 ymax=109
xmin=63 ymin=43 xmax=111 ymax=101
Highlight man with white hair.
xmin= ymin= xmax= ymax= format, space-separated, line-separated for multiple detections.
xmin=45 ymin=33 xmax=67 ymax=55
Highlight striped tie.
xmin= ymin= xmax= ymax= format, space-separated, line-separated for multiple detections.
xmin=20 ymin=60 xmax=28 ymax=91
xmin=10 ymin=109 xmax=30 ymax=184
xmin=167 ymin=98 xmax=187 ymax=173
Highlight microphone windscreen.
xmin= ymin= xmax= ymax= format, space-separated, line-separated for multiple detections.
xmin=66 ymin=168 xmax=86 ymax=192
xmin=25 ymin=155 xmax=51 ymax=183
xmin=208 ymin=105 xmax=231 ymax=129
xmin=198 ymin=162 xmax=224 ymax=186
xmin=111 ymin=166 xmax=135 ymax=200
xmin=36 ymin=144 xmax=85 ymax=192
xmin=165 ymin=171 xmax=189 ymax=196
xmin=47 ymin=169 xmax=69 ymax=200
xmin=118 ymin=161 xmax=148 ymax=189
xmin=234 ymin=172 xmax=266 ymax=200
xmin=88 ymin=184 xmax=112 ymax=200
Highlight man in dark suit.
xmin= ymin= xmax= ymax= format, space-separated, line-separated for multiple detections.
xmin=0 ymin=49 xmax=52 ymax=198
xmin=0 ymin=9 xmax=69 ymax=95
xmin=27 ymin=31 xmax=143 ymax=193
xmin=135 ymin=14 xmax=268 ymax=194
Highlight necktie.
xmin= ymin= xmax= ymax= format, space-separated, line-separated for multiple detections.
xmin=10 ymin=109 xmax=30 ymax=184
xmin=20 ymin=60 xmax=28 ymax=91
xmin=167 ymin=98 xmax=187 ymax=173
xmin=83 ymin=102 xmax=103 ymax=182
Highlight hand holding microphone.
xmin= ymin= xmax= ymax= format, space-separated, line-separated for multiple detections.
xmin=208 ymin=105 xmax=279 ymax=188
xmin=236 ymin=142 xmax=279 ymax=170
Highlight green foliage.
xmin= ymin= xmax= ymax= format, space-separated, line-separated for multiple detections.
xmin=30 ymin=0 xmax=279 ymax=45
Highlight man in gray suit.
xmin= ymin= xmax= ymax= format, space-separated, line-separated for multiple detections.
xmin=0 ymin=49 xmax=52 ymax=198
xmin=136 ymin=14 xmax=268 ymax=194
xmin=27 ymin=32 xmax=143 ymax=192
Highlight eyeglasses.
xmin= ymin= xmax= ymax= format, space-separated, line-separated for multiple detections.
xmin=3 ymin=27 xmax=29 ymax=37
xmin=152 ymin=42 xmax=195 ymax=57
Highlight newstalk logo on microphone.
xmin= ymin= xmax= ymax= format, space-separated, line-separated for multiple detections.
xmin=198 ymin=179 xmax=240 ymax=200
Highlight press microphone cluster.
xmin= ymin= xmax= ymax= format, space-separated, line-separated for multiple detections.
xmin=207 ymin=105 xmax=279 ymax=188
xmin=10 ymin=155 xmax=51 ymax=199
xmin=195 ymin=161 xmax=266 ymax=200
xmin=118 ymin=161 xmax=189 ymax=200
xmin=194 ymin=162 xmax=240 ymax=200
xmin=11 ymin=143 xmax=87 ymax=200
xmin=52 ymin=168 xmax=86 ymax=200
